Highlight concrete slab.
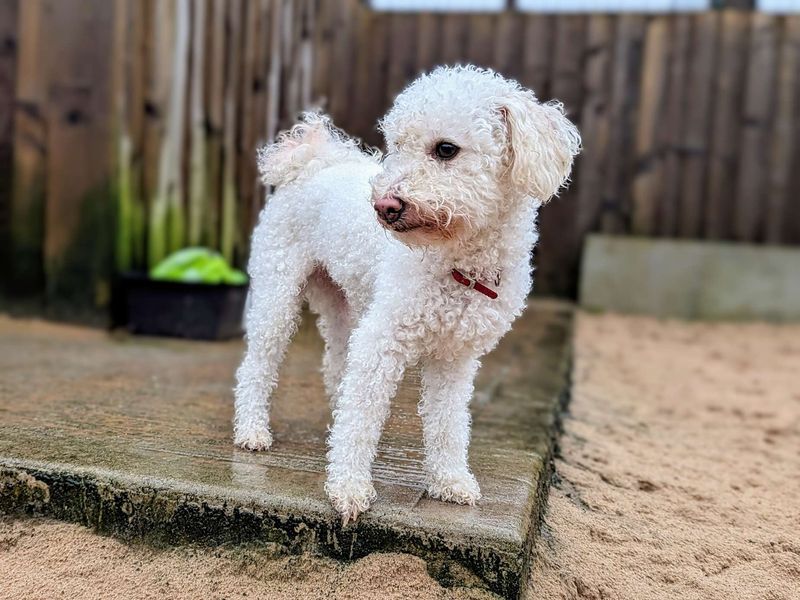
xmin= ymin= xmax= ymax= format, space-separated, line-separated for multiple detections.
xmin=0 ymin=301 xmax=572 ymax=598
xmin=580 ymin=235 xmax=800 ymax=321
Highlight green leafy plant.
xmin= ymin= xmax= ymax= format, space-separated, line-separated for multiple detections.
xmin=149 ymin=247 xmax=248 ymax=285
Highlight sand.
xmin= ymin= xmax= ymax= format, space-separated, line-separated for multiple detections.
xmin=2 ymin=312 xmax=799 ymax=599
xmin=528 ymin=313 xmax=800 ymax=600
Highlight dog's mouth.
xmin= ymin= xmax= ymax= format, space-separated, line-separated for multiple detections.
xmin=378 ymin=213 xmax=461 ymax=244
xmin=384 ymin=220 xmax=422 ymax=233
xmin=373 ymin=193 xmax=465 ymax=243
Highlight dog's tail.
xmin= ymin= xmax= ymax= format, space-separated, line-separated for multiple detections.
xmin=257 ymin=112 xmax=367 ymax=188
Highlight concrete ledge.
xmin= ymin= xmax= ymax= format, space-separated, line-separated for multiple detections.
xmin=580 ymin=235 xmax=800 ymax=321
xmin=0 ymin=301 xmax=572 ymax=599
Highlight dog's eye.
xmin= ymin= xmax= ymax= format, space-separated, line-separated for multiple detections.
xmin=433 ymin=141 xmax=459 ymax=161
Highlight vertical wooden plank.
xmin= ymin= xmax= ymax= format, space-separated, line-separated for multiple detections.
xmin=147 ymin=0 xmax=189 ymax=265
xmin=42 ymin=0 xmax=118 ymax=320
xmin=351 ymin=7 xmax=380 ymax=142
xmin=247 ymin=0 xmax=271 ymax=230
xmin=298 ymin=0 xmax=315 ymax=115
xmin=236 ymin=0 xmax=259 ymax=262
xmin=576 ymin=15 xmax=613 ymax=245
xmin=601 ymin=14 xmax=646 ymax=234
xmin=678 ymin=12 xmax=718 ymax=239
xmin=280 ymin=0 xmax=299 ymax=129
xmin=202 ymin=0 xmax=226 ymax=249
xmin=466 ymin=14 xmax=495 ymax=70
xmin=416 ymin=13 xmax=442 ymax=76
xmin=220 ymin=0 xmax=241 ymax=263
xmin=264 ymin=0 xmax=283 ymax=144
xmin=385 ymin=13 xmax=418 ymax=104
xmin=328 ymin=0 xmax=355 ymax=125
xmin=536 ymin=15 xmax=586 ymax=298
xmin=113 ymin=0 xmax=148 ymax=272
xmin=312 ymin=0 xmax=335 ymax=109
xmin=521 ymin=15 xmax=554 ymax=99
xmin=360 ymin=10 xmax=391 ymax=146
xmin=0 ymin=0 xmax=18 ymax=275
xmin=705 ymin=11 xmax=749 ymax=240
xmin=550 ymin=16 xmax=586 ymax=114
xmin=8 ymin=0 xmax=45 ymax=298
xmin=631 ymin=16 xmax=670 ymax=236
xmin=112 ymin=0 xmax=131 ymax=271
xmin=187 ymin=0 xmax=207 ymax=247
xmin=734 ymin=13 xmax=778 ymax=243
xmin=140 ymin=0 xmax=160 ymax=263
xmin=440 ymin=14 xmax=470 ymax=66
xmin=767 ymin=16 xmax=800 ymax=244
xmin=494 ymin=10 xmax=523 ymax=82
xmin=658 ymin=15 xmax=690 ymax=238
xmin=780 ymin=16 xmax=800 ymax=245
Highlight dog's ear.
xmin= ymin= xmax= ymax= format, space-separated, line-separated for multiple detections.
xmin=499 ymin=91 xmax=581 ymax=202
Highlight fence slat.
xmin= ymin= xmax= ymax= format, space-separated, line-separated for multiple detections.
xmin=441 ymin=14 xmax=470 ymax=66
xmin=705 ymin=11 xmax=749 ymax=240
xmin=264 ymin=0 xmax=283 ymax=144
xmin=8 ymin=0 xmax=45 ymax=298
xmin=537 ymin=15 xmax=587 ymax=297
xmin=386 ymin=14 xmax=418 ymax=103
xmin=767 ymin=16 xmax=800 ymax=244
xmin=220 ymin=0 xmax=241 ymax=263
xmin=601 ymin=14 xmax=646 ymax=234
xmin=781 ymin=16 xmax=800 ymax=245
xmin=0 ymin=0 xmax=18 ymax=273
xmin=734 ymin=13 xmax=778 ymax=243
xmin=236 ymin=0 xmax=260 ymax=258
xmin=678 ymin=12 xmax=718 ymax=239
xmin=576 ymin=15 xmax=613 ymax=244
xmin=417 ymin=13 xmax=443 ymax=76
xmin=466 ymin=13 xmax=495 ymax=69
xmin=659 ymin=15 xmax=690 ymax=237
xmin=41 ymin=0 xmax=117 ymax=320
xmin=632 ymin=16 xmax=670 ymax=236
xmin=312 ymin=0 xmax=334 ymax=110
xmin=522 ymin=15 xmax=554 ymax=99
xmin=351 ymin=4 xmax=379 ymax=141
xmin=494 ymin=11 xmax=523 ymax=82
xmin=328 ymin=0 xmax=356 ymax=123
xmin=113 ymin=0 xmax=148 ymax=272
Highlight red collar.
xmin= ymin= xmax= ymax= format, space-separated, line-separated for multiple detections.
xmin=451 ymin=269 xmax=498 ymax=300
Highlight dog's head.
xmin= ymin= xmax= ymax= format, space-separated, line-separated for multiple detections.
xmin=371 ymin=65 xmax=580 ymax=246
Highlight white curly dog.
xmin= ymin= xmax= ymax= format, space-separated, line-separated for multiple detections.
xmin=234 ymin=65 xmax=580 ymax=524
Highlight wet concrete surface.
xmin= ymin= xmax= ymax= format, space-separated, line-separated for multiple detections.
xmin=0 ymin=301 xmax=572 ymax=598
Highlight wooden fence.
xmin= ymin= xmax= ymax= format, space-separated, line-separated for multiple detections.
xmin=1 ymin=1 xmax=800 ymax=320
xmin=313 ymin=2 xmax=800 ymax=296
xmin=0 ymin=0 xmax=314 ymax=321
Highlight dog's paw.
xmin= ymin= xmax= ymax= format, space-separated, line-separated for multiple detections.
xmin=427 ymin=473 xmax=481 ymax=506
xmin=325 ymin=478 xmax=376 ymax=526
xmin=234 ymin=428 xmax=273 ymax=451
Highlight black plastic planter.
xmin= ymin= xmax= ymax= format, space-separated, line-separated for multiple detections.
xmin=118 ymin=273 xmax=248 ymax=340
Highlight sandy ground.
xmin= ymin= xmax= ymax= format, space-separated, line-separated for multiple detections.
xmin=2 ymin=312 xmax=799 ymax=599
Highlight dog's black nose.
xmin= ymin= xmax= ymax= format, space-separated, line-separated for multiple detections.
xmin=374 ymin=195 xmax=405 ymax=224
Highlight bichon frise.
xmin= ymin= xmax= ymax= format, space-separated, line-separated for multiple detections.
xmin=234 ymin=65 xmax=580 ymax=523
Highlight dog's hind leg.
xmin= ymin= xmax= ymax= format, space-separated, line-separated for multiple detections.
xmin=234 ymin=219 xmax=314 ymax=451
xmin=305 ymin=268 xmax=352 ymax=406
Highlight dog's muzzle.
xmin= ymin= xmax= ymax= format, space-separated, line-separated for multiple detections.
xmin=374 ymin=195 xmax=405 ymax=224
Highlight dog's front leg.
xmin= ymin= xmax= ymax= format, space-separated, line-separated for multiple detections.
xmin=418 ymin=355 xmax=482 ymax=505
xmin=325 ymin=322 xmax=410 ymax=524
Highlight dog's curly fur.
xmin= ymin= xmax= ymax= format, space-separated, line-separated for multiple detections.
xmin=234 ymin=65 xmax=580 ymax=523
